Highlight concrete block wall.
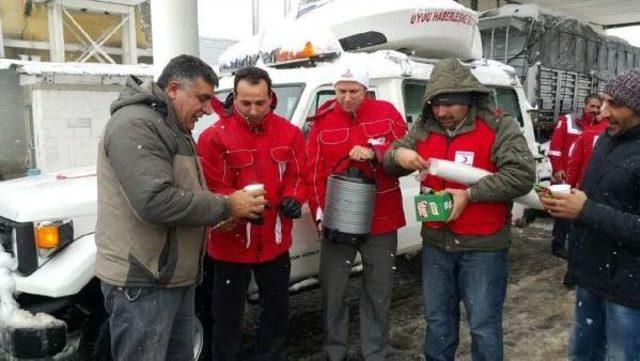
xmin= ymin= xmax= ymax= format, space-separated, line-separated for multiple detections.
xmin=31 ymin=88 xmax=119 ymax=173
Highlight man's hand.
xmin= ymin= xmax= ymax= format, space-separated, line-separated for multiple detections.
xmin=349 ymin=145 xmax=375 ymax=161
xmin=228 ymin=188 xmax=267 ymax=220
xmin=552 ymin=170 xmax=566 ymax=184
xmin=394 ymin=148 xmax=429 ymax=171
xmin=445 ymin=188 xmax=470 ymax=222
xmin=540 ymin=189 xmax=587 ymax=220
xmin=279 ymin=197 xmax=302 ymax=219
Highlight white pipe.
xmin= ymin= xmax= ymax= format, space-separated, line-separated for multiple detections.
xmin=150 ymin=0 xmax=199 ymax=77
xmin=425 ymin=158 xmax=543 ymax=210
xmin=252 ymin=0 xmax=260 ymax=35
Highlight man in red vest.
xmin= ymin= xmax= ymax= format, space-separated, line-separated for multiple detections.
xmin=548 ymin=94 xmax=602 ymax=259
xmin=383 ymin=58 xmax=535 ymax=361
xmin=197 ymin=66 xmax=306 ymax=361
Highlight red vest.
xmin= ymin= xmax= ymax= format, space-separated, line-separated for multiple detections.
xmin=417 ymin=118 xmax=507 ymax=236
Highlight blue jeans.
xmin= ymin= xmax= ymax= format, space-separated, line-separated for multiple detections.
xmin=421 ymin=242 xmax=508 ymax=361
xmin=101 ymin=282 xmax=196 ymax=361
xmin=570 ymin=287 xmax=640 ymax=361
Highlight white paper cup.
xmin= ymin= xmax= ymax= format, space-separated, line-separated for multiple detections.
xmin=549 ymin=184 xmax=571 ymax=196
xmin=243 ymin=184 xmax=264 ymax=192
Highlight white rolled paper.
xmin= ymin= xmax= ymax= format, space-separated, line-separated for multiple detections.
xmin=425 ymin=158 xmax=543 ymax=210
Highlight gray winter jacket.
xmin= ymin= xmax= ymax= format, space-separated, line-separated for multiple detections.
xmin=95 ymin=76 xmax=230 ymax=287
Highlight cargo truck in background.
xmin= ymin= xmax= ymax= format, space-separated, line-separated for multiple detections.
xmin=478 ymin=4 xmax=640 ymax=141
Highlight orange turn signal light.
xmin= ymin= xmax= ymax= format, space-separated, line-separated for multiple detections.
xmin=300 ymin=41 xmax=317 ymax=58
xmin=36 ymin=224 xmax=60 ymax=249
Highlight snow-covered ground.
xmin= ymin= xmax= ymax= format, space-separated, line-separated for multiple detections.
xmin=235 ymin=217 xmax=573 ymax=360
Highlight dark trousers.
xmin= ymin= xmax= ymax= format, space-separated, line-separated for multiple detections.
xmin=552 ymin=218 xmax=571 ymax=257
xmin=320 ymin=231 xmax=398 ymax=361
xmin=211 ymin=252 xmax=291 ymax=361
xmin=101 ymin=282 xmax=196 ymax=361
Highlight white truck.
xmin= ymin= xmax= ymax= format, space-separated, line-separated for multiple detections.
xmin=0 ymin=2 xmax=551 ymax=360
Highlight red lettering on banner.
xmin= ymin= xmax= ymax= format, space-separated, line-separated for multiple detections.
xmin=409 ymin=10 xmax=473 ymax=26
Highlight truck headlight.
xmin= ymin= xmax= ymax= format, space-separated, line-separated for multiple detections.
xmin=0 ymin=217 xmax=73 ymax=276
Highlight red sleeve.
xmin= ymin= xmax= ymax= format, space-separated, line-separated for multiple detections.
xmin=305 ymin=120 xmax=327 ymax=222
xmin=566 ymin=133 xmax=587 ymax=188
xmin=196 ymin=125 xmax=236 ymax=196
xmin=549 ymin=116 xmax=567 ymax=172
xmin=282 ymin=127 xmax=307 ymax=204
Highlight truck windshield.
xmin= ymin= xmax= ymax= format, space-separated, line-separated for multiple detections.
xmin=402 ymin=80 xmax=524 ymax=128
xmin=216 ymin=84 xmax=305 ymax=121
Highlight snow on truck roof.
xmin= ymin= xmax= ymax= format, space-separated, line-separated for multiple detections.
xmin=220 ymin=0 xmax=483 ymax=75
xmin=0 ymin=59 xmax=155 ymax=77
xmin=218 ymin=51 xmax=517 ymax=90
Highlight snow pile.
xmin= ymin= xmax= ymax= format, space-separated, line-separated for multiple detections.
xmin=0 ymin=251 xmax=64 ymax=330
xmin=219 ymin=17 xmax=342 ymax=74
xmin=0 ymin=251 xmax=19 ymax=323
xmin=5 ymin=309 xmax=64 ymax=330
xmin=0 ymin=59 xmax=155 ymax=77
xmin=479 ymin=3 xmax=580 ymax=21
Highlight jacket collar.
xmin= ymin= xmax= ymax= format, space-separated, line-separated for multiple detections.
xmin=231 ymin=106 xmax=274 ymax=134
xmin=609 ymin=124 xmax=640 ymax=142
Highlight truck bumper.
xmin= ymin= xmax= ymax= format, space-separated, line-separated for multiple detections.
xmin=0 ymin=321 xmax=66 ymax=358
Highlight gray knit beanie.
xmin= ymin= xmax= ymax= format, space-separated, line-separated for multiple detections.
xmin=603 ymin=68 xmax=640 ymax=114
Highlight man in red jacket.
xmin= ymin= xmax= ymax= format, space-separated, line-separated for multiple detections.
xmin=197 ymin=66 xmax=306 ymax=361
xmin=567 ymin=110 xmax=611 ymax=189
xmin=306 ymin=63 xmax=407 ymax=361
xmin=548 ymin=94 xmax=602 ymax=259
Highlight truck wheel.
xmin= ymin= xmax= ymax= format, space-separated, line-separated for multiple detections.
xmin=76 ymin=312 xmax=111 ymax=361
xmin=193 ymin=317 xmax=205 ymax=361
xmin=76 ymin=311 xmax=206 ymax=361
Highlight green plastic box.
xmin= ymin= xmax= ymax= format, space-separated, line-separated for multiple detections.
xmin=414 ymin=192 xmax=453 ymax=222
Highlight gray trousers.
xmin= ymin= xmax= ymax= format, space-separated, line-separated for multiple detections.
xmin=101 ymin=282 xmax=196 ymax=361
xmin=320 ymin=231 xmax=398 ymax=361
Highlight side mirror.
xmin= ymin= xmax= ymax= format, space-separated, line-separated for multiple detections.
xmin=527 ymin=107 xmax=539 ymax=126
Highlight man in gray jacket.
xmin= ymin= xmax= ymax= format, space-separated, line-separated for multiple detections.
xmin=95 ymin=55 xmax=266 ymax=361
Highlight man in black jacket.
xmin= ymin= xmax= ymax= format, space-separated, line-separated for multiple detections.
xmin=541 ymin=68 xmax=640 ymax=360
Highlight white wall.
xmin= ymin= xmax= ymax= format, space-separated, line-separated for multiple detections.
xmin=31 ymin=88 xmax=119 ymax=173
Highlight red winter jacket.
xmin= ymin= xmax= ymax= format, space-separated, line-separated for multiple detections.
xmin=197 ymin=105 xmax=306 ymax=264
xmin=549 ymin=112 xmax=597 ymax=176
xmin=306 ymin=97 xmax=407 ymax=235
xmin=417 ymin=118 xmax=507 ymax=236
xmin=567 ymin=119 xmax=610 ymax=188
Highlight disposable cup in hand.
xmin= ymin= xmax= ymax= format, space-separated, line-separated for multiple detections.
xmin=549 ymin=184 xmax=571 ymax=196
xmin=243 ymin=184 xmax=264 ymax=193
xmin=243 ymin=184 xmax=265 ymax=225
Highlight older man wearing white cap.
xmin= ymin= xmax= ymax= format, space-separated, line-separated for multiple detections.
xmin=305 ymin=63 xmax=407 ymax=360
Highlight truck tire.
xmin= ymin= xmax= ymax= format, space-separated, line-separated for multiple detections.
xmin=76 ymin=311 xmax=206 ymax=361
xmin=76 ymin=311 xmax=111 ymax=361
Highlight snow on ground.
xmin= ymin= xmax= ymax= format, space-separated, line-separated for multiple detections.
xmin=235 ymin=217 xmax=574 ymax=360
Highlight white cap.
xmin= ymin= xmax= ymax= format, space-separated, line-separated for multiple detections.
xmin=333 ymin=64 xmax=369 ymax=89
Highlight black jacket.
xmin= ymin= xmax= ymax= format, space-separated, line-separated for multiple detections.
xmin=570 ymin=125 xmax=640 ymax=309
